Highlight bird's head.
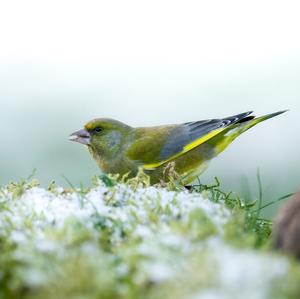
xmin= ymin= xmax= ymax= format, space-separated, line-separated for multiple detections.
xmin=69 ymin=118 xmax=132 ymax=158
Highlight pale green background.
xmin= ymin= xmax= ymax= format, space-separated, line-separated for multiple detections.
xmin=1 ymin=0 xmax=299 ymax=216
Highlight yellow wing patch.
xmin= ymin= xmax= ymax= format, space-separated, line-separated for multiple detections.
xmin=143 ymin=128 xmax=224 ymax=170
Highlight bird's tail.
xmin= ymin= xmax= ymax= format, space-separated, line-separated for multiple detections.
xmin=211 ymin=110 xmax=287 ymax=154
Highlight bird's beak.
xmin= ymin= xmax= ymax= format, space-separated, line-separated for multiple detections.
xmin=69 ymin=129 xmax=91 ymax=145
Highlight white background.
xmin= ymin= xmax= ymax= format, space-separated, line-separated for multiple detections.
xmin=0 ymin=0 xmax=299 ymax=214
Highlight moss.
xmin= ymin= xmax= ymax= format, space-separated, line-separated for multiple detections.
xmin=0 ymin=173 xmax=299 ymax=299
xmin=171 ymin=208 xmax=218 ymax=241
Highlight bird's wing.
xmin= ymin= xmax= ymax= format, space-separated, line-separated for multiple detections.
xmin=126 ymin=111 xmax=254 ymax=170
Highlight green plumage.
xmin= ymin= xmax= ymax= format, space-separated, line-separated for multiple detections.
xmin=69 ymin=111 xmax=286 ymax=184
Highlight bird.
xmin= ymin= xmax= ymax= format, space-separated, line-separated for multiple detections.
xmin=69 ymin=110 xmax=286 ymax=185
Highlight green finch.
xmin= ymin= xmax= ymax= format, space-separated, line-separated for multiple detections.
xmin=69 ymin=111 xmax=286 ymax=184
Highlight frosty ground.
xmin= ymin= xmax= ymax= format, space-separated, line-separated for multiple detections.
xmin=0 ymin=174 xmax=300 ymax=299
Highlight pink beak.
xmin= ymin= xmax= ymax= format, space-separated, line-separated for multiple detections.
xmin=69 ymin=129 xmax=91 ymax=145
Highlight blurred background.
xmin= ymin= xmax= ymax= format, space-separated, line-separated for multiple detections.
xmin=0 ymin=0 xmax=299 ymax=216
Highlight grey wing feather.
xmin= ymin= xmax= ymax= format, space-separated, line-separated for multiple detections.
xmin=160 ymin=111 xmax=254 ymax=160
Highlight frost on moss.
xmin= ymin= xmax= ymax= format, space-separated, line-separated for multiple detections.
xmin=0 ymin=175 xmax=300 ymax=299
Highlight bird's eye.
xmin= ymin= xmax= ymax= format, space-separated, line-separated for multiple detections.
xmin=94 ymin=127 xmax=103 ymax=133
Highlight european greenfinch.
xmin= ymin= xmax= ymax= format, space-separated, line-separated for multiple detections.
xmin=70 ymin=111 xmax=286 ymax=184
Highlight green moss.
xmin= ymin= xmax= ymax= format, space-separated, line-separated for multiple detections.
xmin=171 ymin=208 xmax=218 ymax=241
xmin=0 ymin=173 xmax=300 ymax=299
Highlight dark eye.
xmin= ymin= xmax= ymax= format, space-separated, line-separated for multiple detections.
xmin=94 ymin=127 xmax=103 ymax=133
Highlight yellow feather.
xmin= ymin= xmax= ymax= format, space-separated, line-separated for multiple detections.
xmin=143 ymin=128 xmax=224 ymax=170
xmin=183 ymin=128 xmax=224 ymax=151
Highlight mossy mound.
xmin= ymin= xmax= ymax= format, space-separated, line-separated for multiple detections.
xmin=0 ymin=175 xmax=300 ymax=299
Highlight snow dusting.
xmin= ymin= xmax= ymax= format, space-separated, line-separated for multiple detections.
xmin=0 ymin=180 xmax=296 ymax=299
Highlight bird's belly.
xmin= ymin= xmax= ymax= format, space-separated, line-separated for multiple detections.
xmin=94 ymin=153 xmax=139 ymax=179
xmin=149 ymin=143 xmax=215 ymax=184
xmin=95 ymin=143 xmax=215 ymax=185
